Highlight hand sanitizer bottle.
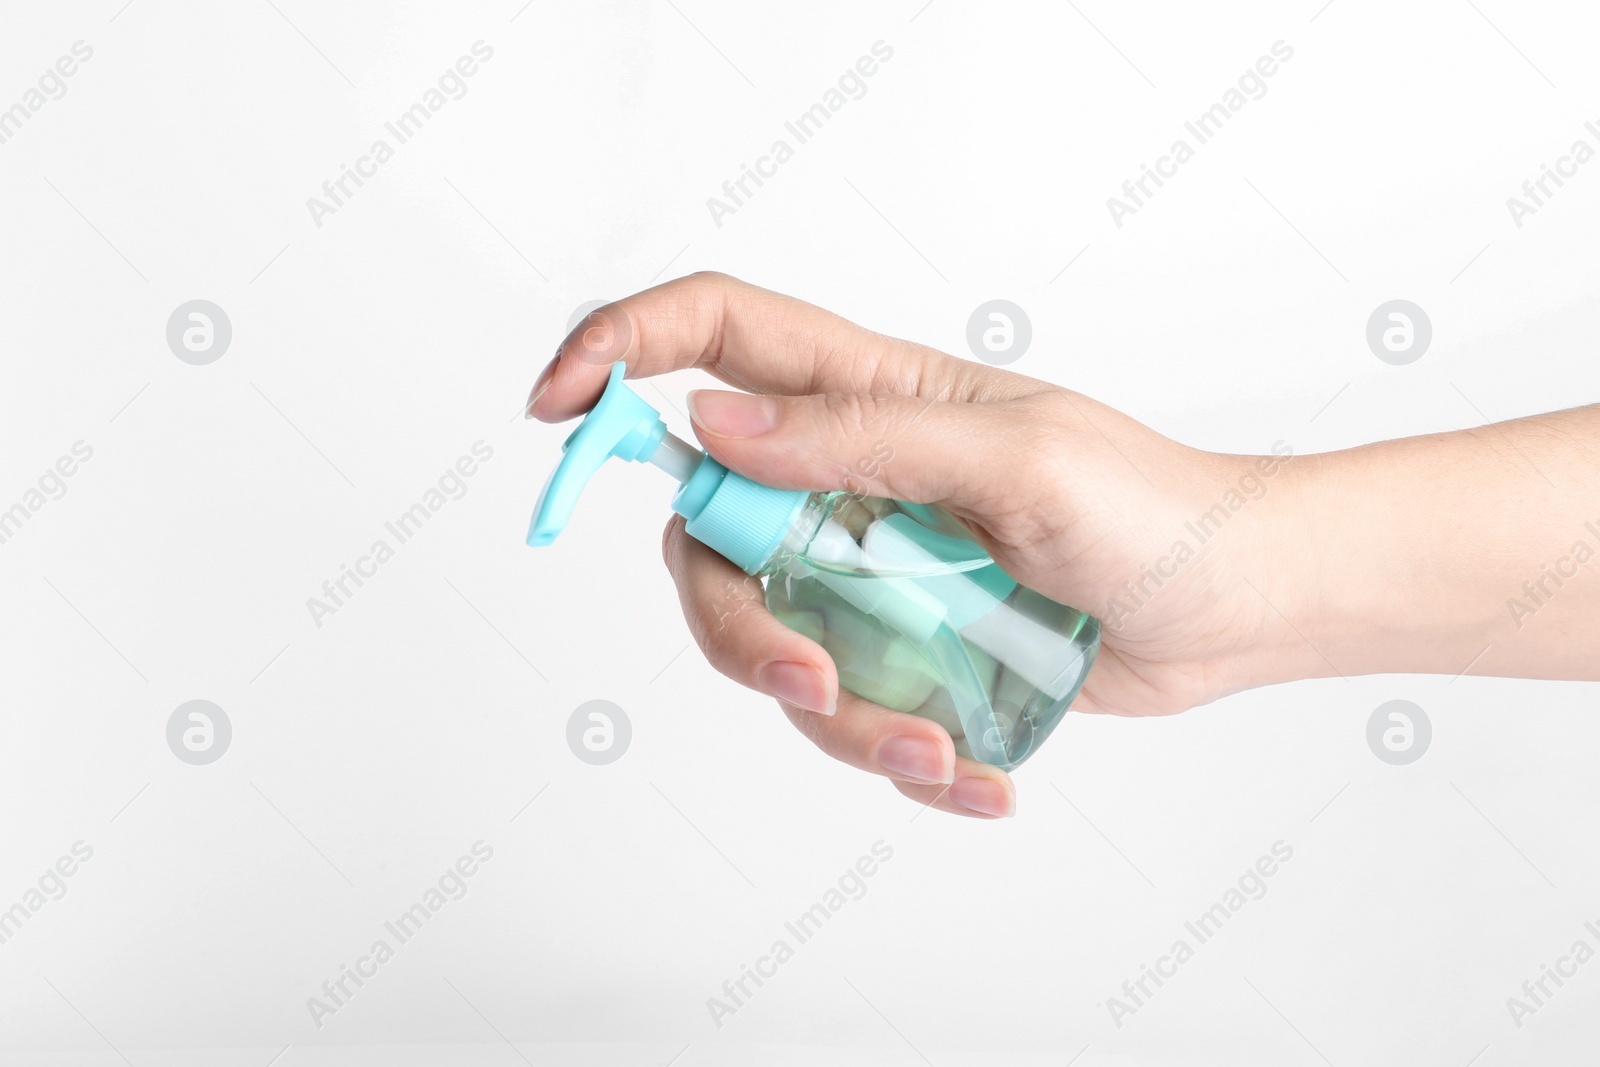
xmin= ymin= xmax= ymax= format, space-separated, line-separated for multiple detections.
xmin=528 ymin=364 xmax=1100 ymax=769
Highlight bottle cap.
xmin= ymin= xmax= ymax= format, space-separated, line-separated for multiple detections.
xmin=673 ymin=453 xmax=807 ymax=574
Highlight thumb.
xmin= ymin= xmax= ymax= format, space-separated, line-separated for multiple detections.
xmin=684 ymin=388 xmax=1032 ymax=514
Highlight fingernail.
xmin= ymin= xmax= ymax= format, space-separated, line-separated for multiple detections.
xmin=688 ymin=389 xmax=778 ymax=438
xmin=523 ymin=353 xmax=559 ymax=419
xmin=949 ymin=777 xmax=1015 ymax=818
xmin=876 ymin=736 xmax=954 ymax=785
xmin=759 ymin=661 xmax=835 ymax=715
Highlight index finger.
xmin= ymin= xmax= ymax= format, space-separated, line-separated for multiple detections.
xmin=526 ymin=272 xmax=1035 ymax=422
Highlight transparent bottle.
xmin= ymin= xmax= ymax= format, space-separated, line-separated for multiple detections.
xmin=528 ymin=364 xmax=1100 ymax=769
xmin=760 ymin=493 xmax=1098 ymax=768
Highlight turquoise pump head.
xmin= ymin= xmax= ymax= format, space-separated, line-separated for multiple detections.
xmin=527 ymin=363 xmax=809 ymax=574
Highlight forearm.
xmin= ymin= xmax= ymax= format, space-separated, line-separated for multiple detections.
xmin=1249 ymin=405 xmax=1600 ymax=685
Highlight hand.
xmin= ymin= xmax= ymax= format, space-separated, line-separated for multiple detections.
xmin=527 ymin=273 xmax=1299 ymax=817
xmin=527 ymin=273 xmax=1600 ymax=814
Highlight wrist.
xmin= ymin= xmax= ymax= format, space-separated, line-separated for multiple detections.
xmin=1236 ymin=435 xmax=1523 ymax=687
xmin=1216 ymin=448 xmax=1348 ymax=691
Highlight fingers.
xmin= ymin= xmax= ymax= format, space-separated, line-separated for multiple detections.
xmin=685 ymin=386 xmax=1044 ymax=513
xmin=527 ymin=272 xmax=1043 ymax=422
xmin=662 ymin=515 xmax=838 ymax=715
xmin=778 ymin=693 xmax=1016 ymax=817
xmin=891 ymin=768 xmax=1017 ymax=819
xmin=778 ymin=692 xmax=1017 ymax=817
xmin=777 ymin=688 xmax=954 ymax=784
xmin=663 ymin=514 xmax=1016 ymax=817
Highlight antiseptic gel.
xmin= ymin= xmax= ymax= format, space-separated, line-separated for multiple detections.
xmin=527 ymin=364 xmax=1100 ymax=769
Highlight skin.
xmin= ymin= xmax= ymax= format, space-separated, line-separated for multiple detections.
xmin=527 ymin=272 xmax=1600 ymax=819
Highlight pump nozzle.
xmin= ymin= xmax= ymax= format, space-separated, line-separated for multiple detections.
xmin=527 ymin=362 xmax=809 ymax=574
xmin=527 ymin=363 xmax=699 ymax=546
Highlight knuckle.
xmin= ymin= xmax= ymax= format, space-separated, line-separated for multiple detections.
xmin=1008 ymin=396 xmax=1073 ymax=466
xmin=1013 ymin=414 xmax=1067 ymax=463
xmin=815 ymin=390 xmax=888 ymax=444
xmin=812 ymin=393 xmax=872 ymax=490
xmin=685 ymin=270 xmax=743 ymax=309
xmin=687 ymin=599 xmax=736 ymax=666
xmin=690 ymin=575 xmax=762 ymax=670
xmin=814 ymin=392 xmax=925 ymax=495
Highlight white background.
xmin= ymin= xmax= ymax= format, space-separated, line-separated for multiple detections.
xmin=2 ymin=1 xmax=1599 ymax=1064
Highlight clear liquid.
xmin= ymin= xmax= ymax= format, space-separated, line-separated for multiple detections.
xmin=764 ymin=494 xmax=1099 ymax=769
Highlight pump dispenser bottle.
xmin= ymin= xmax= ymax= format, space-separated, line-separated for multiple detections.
xmin=528 ymin=363 xmax=1100 ymax=769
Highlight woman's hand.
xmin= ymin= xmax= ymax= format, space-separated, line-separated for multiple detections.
xmin=527 ymin=273 xmax=1303 ymax=817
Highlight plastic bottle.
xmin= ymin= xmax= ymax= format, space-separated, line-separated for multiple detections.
xmin=528 ymin=363 xmax=1100 ymax=769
